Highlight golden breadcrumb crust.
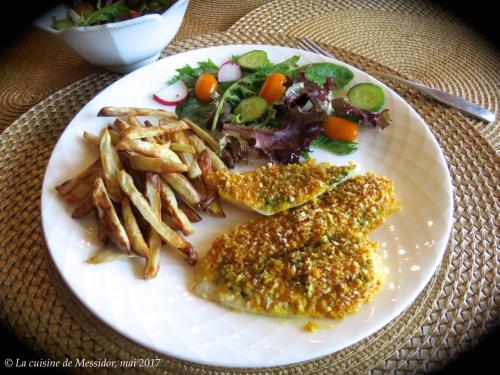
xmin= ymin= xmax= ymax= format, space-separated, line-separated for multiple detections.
xmin=194 ymin=173 xmax=399 ymax=319
xmin=207 ymin=159 xmax=356 ymax=214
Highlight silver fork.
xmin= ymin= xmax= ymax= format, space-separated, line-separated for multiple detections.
xmin=298 ymin=37 xmax=496 ymax=123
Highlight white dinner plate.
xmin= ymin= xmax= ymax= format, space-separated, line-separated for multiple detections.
xmin=41 ymin=45 xmax=453 ymax=368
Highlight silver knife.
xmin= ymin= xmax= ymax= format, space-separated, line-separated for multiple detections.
xmin=372 ymin=72 xmax=496 ymax=123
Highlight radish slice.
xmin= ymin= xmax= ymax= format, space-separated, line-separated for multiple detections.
xmin=218 ymin=61 xmax=242 ymax=82
xmin=153 ymin=80 xmax=188 ymax=106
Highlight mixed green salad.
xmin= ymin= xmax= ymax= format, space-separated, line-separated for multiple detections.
xmin=153 ymin=49 xmax=392 ymax=165
xmin=52 ymin=0 xmax=175 ymax=30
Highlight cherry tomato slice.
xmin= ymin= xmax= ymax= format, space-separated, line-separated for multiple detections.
xmin=259 ymin=73 xmax=287 ymax=105
xmin=323 ymin=116 xmax=358 ymax=141
xmin=130 ymin=10 xmax=141 ymax=18
xmin=195 ymin=73 xmax=218 ymax=102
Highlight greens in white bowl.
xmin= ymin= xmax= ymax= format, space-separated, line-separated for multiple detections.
xmin=34 ymin=0 xmax=189 ymax=73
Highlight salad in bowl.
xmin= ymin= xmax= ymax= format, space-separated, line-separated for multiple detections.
xmin=35 ymin=0 xmax=189 ymax=73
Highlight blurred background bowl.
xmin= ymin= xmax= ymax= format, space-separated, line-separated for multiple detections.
xmin=34 ymin=0 xmax=189 ymax=73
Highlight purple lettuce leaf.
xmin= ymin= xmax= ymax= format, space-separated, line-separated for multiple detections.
xmin=282 ymin=72 xmax=335 ymax=114
xmin=332 ymin=98 xmax=392 ymax=129
xmin=224 ymin=107 xmax=326 ymax=164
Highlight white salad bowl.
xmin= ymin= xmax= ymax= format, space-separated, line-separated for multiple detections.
xmin=34 ymin=0 xmax=189 ymax=73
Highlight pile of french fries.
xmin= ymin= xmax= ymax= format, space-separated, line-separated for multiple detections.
xmin=55 ymin=106 xmax=227 ymax=279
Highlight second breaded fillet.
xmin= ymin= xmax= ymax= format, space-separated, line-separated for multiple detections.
xmin=195 ymin=235 xmax=383 ymax=318
xmin=207 ymin=159 xmax=357 ymax=215
xmin=193 ymin=173 xmax=399 ymax=319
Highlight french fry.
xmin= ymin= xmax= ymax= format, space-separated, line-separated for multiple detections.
xmin=177 ymin=199 xmax=202 ymax=223
xmin=118 ymin=170 xmax=197 ymax=264
xmin=128 ymin=154 xmax=187 ymax=173
xmin=83 ymin=131 xmax=100 ymax=146
xmin=86 ymin=247 xmax=136 ymax=264
xmin=122 ymin=121 xmax=189 ymax=140
xmin=186 ymin=133 xmax=228 ymax=172
xmin=100 ymin=128 xmax=123 ymax=202
xmin=170 ymin=130 xmax=201 ymax=179
xmin=71 ymin=196 xmax=94 ymax=218
xmin=98 ymin=106 xmax=178 ymax=120
xmin=144 ymin=119 xmax=165 ymax=144
xmin=62 ymin=180 xmax=95 ymax=203
xmin=114 ymin=118 xmax=131 ymax=132
xmin=198 ymin=150 xmax=225 ymax=217
xmin=109 ymin=129 xmax=122 ymax=144
xmin=144 ymin=174 xmax=162 ymax=279
xmin=146 ymin=122 xmax=168 ymax=144
xmin=169 ymin=142 xmax=195 ymax=154
xmin=84 ymin=129 xmax=120 ymax=147
xmin=189 ymin=176 xmax=208 ymax=201
xmin=198 ymin=151 xmax=217 ymax=203
xmin=162 ymin=211 xmax=181 ymax=232
xmin=93 ymin=177 xmax=131 ymax=253
xmin=95 ymin=209 xmax=109 ymax=245
xmin=155 ymin=138 xmax=171 ymax=147
xmin=161 ymin=173 xmax=201 ymax=207
xmin=116 ymin=139 xmax=183 ymax=163
xmin=118 ymin=151 xmax=146 ymax=193
xmin=121 ymin=197 xmax=149 ymax=258
xmin=133 ymin=118 xmax=162 ymax=145
xmin=182 ymin=117 xmax=221 ymax=154
xmin=159 ymin=179 xmax=194 ymax=236
xmin=127 ymin=116 xmax=144 ymax=128
xmin=55 ymin=158 xmax=101 ymax=196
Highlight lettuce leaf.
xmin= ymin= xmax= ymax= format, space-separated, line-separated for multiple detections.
xmin=76 ymin=1 xmax=130 ymax=26
xmin=311 ymin=133 xmax=358 ymax=155
xmin=175 ymin=96 xmax=215 ymax=126
xmin=167 ymin=59 xmax=219 ymax=87
xmin=333 ymin=98 xmax=392 ymax=129
xmin=294 ymin=63 xmax=354 ymax=90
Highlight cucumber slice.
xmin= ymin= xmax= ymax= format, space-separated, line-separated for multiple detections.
xmin=233 ymin=96 xmax=268 ymax=122
xmin=347 ymin=83 xmax=385 ymax=112
xmin=237 ymin=50 xmax=269 ymax=70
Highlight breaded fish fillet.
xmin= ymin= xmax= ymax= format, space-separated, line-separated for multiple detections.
xmin=207 ymin=159 xmax=357 ymax=215
xmin=193 ymin=173 xmax=399 ymax=319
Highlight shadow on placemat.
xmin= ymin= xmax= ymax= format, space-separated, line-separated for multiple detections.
xmin=0 ymin=325 xmax=65 ymax=374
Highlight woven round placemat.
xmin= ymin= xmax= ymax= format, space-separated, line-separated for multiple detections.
xmin=0 ymin=31 xmax=498 ymax=374
xmin=173 ymin=0 xmax=268 ymax=41
xmin=231 ymin=0 xmax=500 ymax=149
